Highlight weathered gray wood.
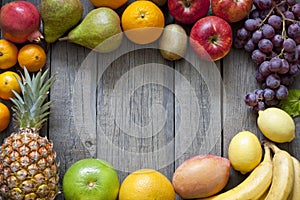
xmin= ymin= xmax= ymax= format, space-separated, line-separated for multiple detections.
xmin=93 ymin=40 xmax=175 ymax=182
xmin=46 ymin=2 xmax=95 ymax=198
xmin=222 ymin=47 xmax=261 ymax=189
xmin=174 ymin=46 xmax=223 ymax=159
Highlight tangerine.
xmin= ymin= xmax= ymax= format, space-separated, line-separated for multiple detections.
xmin=118 ymin=169 xmax=175 ymax=200
xmin=121 ymin=1 xmax=165 ymax=44
xmin=89 ymin=0 xmax=127 ymax=9
xmin=0 ymin=71 xmax=22 ymax=100
xmin=0 ymin=39 xmax=18 ymax=70
xmin=0 ymin=102 xmax=10 ymax=132
xmin=18 ymin=44 xmax=47 ymax=72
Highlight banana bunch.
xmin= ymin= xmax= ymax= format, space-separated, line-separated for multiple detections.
xmin=199 ymin=142 xmax=300 ymax=200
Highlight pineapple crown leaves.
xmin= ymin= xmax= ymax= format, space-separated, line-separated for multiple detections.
xmin=10 ymin=67 xmax=56 ymax=130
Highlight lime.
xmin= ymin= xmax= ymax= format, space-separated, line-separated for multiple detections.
xmin=63 ymin=158 xmax=120 ymax=200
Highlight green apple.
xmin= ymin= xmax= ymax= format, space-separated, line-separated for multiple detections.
xmin=63 ymin=158 xmax=120 ymax=200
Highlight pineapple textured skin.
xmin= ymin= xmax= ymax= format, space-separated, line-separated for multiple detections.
xmin=0 ymin=128 xmax=59 ymax=199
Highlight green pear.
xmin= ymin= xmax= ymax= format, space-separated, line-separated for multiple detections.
xmin=40 ymin=0 xmax=83 ymax=43
xmin=59 ymin=7 xmax=123 ymax=53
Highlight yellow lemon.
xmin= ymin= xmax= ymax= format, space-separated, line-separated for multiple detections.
xmin=228 ymin=131 xmax=262 ymax=174
xmin=119 ymin=169 xmax=175 ymax=200
xmin=257 ymin=107 xmax=295 ymax=143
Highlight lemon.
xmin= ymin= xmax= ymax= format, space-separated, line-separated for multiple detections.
xmin=228 ymin=131 xmax=262 ymax=174
xmin=257 ymin=107 xmax=295 ymax=143
xmin=118 ymin=169 xmax=175 ymax=200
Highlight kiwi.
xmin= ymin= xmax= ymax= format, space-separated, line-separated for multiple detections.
xmin=159 ymin=24 xmax=188 ymax=61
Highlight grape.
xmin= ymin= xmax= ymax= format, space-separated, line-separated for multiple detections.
xmin=278 ymin=59 xmax=290 ymax=74
xmin=276 ymin=85 xmax=289 ymax=99
xmin=255 ymin=89 xmax=264 ymax=100
xmin=272 ymin=34 xmax=284 ymax=48
xmin=287 ymin=23 xmax=300 ymax=38
xmin=261 ymin=24 xmax=275 ymax=38
xmin=249 ymin=9 xmax=260 ymax=19
xmin=296 ymin=45 xmax=300 ymax=55
xmin=252 ymin=30 xmax=263 ymax=43
xmin=244 ymin=39 xmax=256 ymax=52
xmin=238 ymin=0 xmax=300 ymax=110
xmin=268 ymin=51 xmax=278 ymax=59
xmin=268 ymin=15 xmax=282 ymax=30
xmin=284 ymin=52 xmax=298 ymax=62
xmin=295 ymin=36 xmax=300 ymax=44
xmin=284 ymin=11 xmax=295 ymax=26
xmin=263 ymin=88 xmax=275 ymax=100
xmin=287 ymin=0 xmax=296 ymax=6
xmin=253 ymin=101 xmax=266 ymax=112
xmin=236 ymin=27 xmax=250 ymax=40
xmin=281 ymin=75 xmax=294 ymax=86
xmin=258 ymin=38 xmax=273 ymax=53
xmin=289 ymin=63 xmax=300 ymax=76
xmin=251 ymin=49 xmax=266 ymax=64
xmin=277 ymin=2 xmax=288 ymax=12
xmin=259 ymin=61 xmax=271 ymax=76
xmin=254 ymin=0 xmax=272 ymax=10
xmin=266 ymin=74 xmax=280 ymax=89
xmin=265 ymin=98 xmax=280 ymax=106
xmin=260 ymin=9 xmax=274 ymax=19
xmin=255 ymin=70 xmax=266 ymax=82
xmin=244 ymin=19 xmax=261 ymax=32
xmin=234 ymin=38 xmax=246 ymax=49
xmin=269 ymin=57 xmax=282 ymax=72
xmin=292 ymin=4 xmax=300 ymax=18
xmin=244 ymin=92 xmax=258 ymax=106
xmin=283 ymin=38 xmax=297 ymax=52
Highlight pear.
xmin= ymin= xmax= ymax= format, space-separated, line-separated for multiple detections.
xmin=59 ymin=7 xmax=123 ymax=53
xmin=40 ymin=0 xmax=83 ymax=43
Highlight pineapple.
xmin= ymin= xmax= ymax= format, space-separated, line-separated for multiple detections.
xmin=0 ymin=68 xmax=59 ymax=200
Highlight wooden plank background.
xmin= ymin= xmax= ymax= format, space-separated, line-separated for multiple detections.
xmin=0 ymin=0 xmax=300 ymax=199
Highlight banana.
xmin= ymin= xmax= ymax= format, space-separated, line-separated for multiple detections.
xmin=265 ymin=142 xmax=294 ymax=200
xmin=199 ymin=143 xmax=272 ymax=200
xmin=258 ymin=185 xmax=270 ymax=200
xmin=289 ymin=156 xmax=300 ymax=200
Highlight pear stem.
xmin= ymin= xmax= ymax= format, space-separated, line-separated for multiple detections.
xmin=58 ymin=36 xmax=69 ymax=42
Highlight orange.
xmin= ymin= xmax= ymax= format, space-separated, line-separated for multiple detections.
xmin=118 ymin=169 xmax=176 ymax=200
xmin=0 ymin=102 xmax=10 ymax=132
xmin=0 ymin=39 xmax=18 ymax=70
xmin=0 ymin=71 xmax=22 ymax=100
xmin=17 ymin=44 xmax=47 ymax=72
xmin=121 ymin=1 xmax=165 ymax=44
xmin=89 ymin=0 xmax=128 ymax=9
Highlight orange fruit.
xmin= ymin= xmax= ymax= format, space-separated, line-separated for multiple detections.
xmin=0 ymin=39 xmax=18 ymax=70
xmin=0 ymin=71 xmax=22 ymax=100
xmin=89 ymin=0 xmax=128 ymax=9
xmin=0 ymin=102 xmax=10 ymax=132
xmin=121 ymin=1 xmax=165 ymax=44
xmin=118 ymin=169 xmax=176 ymax=200
xmin=17 ymin=44 xmax=47 ymax=72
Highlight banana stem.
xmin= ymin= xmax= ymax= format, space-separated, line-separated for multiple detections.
xmin=264 ymin=141 xmax=281 ymax=154
xmin=263 ymin=143 xmax=272 ymax=162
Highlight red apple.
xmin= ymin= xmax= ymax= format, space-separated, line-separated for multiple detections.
xmin=168 ymin=0 xmax=210 ymax=24
xmin=212 ymin=0 xmax=253 ymax=23
xmin=190 ymin=16 xmax=233 ymax=61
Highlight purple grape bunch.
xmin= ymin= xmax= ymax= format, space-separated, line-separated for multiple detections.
xmin=235 ymin=0 xmax=300 ymax=112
